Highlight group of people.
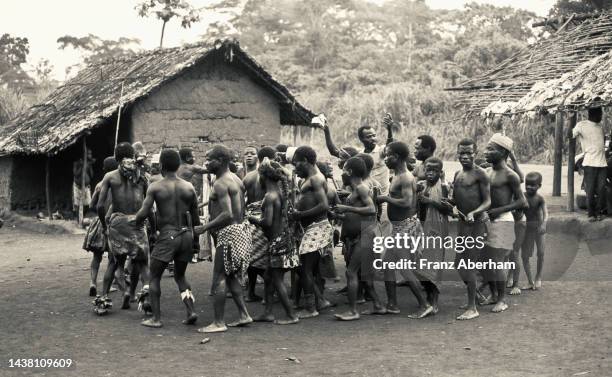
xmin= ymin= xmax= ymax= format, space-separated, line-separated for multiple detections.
xmin=82 ymin=112 xmax=552 ymax=333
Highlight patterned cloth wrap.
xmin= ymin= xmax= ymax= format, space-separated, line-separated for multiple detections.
xmin=107 ymin=212 xmax=149 ymax=260
xmin=245 ymin=200 xmax=270 ymax=270
xmin=298 ymin=219 xmax=334 ymax=256
xmin=421 ymin=179 xmax=450 ymax=287
xmin=216 ymin=222 xmax=252 ymax=286
xmin=82 ymin=217 xmax=107 ymax=253
xmin=269 ymin=231 xmax=301 ymax=269
xmin=73 ymin=183 xmax=92 ymax=207
xmin=382 ymin=216 xmax=426 ymax=283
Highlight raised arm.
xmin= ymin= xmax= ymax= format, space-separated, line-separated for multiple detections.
xmin=321 ymin=123 xmax=342 ymax=158
xmin=383 ymin=113 xmax=395 ymax=145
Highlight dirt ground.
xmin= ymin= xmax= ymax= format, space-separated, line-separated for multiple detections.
xmin=1 ymin=223 xmax=611 ymax=377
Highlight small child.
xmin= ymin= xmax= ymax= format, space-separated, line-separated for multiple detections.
xmin=417 ymin=157 xmax=452 ymax=313
xmin=521 ymin=172 xmax=548 ymax=290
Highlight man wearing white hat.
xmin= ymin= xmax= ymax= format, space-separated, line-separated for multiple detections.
xmin=483 ymin=133 xmax=528 ymax=313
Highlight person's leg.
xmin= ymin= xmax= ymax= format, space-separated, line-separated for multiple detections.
xmin=270 ymin=269 xmax=298 ymax=325
xmin=141 ymin=258 xmax=166 ymax=328
xmin=125 ymin=259 xmax=140 ymax=308
xmin=422 ymin=281 xmax=440 ymax=314
xmin=595 ymin=167 xmax=607 ymax=219
xmin=199 ymin=246 xmax=228 ymax=333
xmin=334 ymin=258 xmax=360 ymax=320
xmin=491 ymin=248 xmax=509 ymax=313
xmin=583 ymin=166 xmax=598 ymax=219
xmin=456 ymin=253 xmax=479 ymax=320
xmin=89 ymin=251 xmax=103 ymax=296
xmin=521 ymin=230 xmax=536 ymax=290
xmin=254 ymin=268 xmax=275 ymax=322
xmin=384 ymin=278 xmax=399 ymax=313
xmin=226 ymin=273 xmax=253 ymax=327
xmin=534 ymin=233 xmax=546 ymax=288
xmin=509 ymin=221 xmax=525 ymax=294
xmin=403 ymin=269 xmax=433 ymax=319
xmin=246 ymin=267 xmax=262 ymax=302
xmin=102 ymin=254 xmax=125 ymax=296
xmin=172 ymin=260 xmax=197 ymax=324
xmin=360 ymin=280 xmax=386 ymax=315
xmin=297 ymin=252 xmax=320 ymax=318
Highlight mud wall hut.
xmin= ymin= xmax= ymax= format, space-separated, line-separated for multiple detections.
xmin=0 ymin=40 xmax=314 ymax=213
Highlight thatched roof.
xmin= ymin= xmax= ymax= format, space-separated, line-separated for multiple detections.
xmin=483 ymin=49 xmax=612 ymax=115
xmin=446 ymin=12 xmax=612 ymax=117
xmin=0 ymin=39 xmax=314 ymax=156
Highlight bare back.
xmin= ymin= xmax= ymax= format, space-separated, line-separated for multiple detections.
xmin=151 ymin=177 xmax=198 ymax=231
xmin=102 ymin=170 xmax=146 ymax=215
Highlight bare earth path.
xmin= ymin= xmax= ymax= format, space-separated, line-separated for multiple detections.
xmin=1 ymin=222 xmax=611 ymax=376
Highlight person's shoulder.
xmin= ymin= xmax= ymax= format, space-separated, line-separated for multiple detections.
xmin=505 ymin=166 xmax=521 ymax=182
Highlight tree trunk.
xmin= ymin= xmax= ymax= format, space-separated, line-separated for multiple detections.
xmin=567 ymin=112 xmax=577 ymax=211
xmin=160 ymin=20 xmax=167 ymax=48
xmin=553 ymin=112 xmax=564 ymax=196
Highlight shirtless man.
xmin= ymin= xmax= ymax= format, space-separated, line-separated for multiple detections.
xmin=483 ymin=134 xmax=528 ymax=313
xmin=334 ymin=157 xmax=385 ymax=320
xmin=250 ymin=158 xmax=300 ymax=325
xmin=177 ymin=147 xmax=208 ymax=195
xmin=243 ymin=146 xmax=277 ymax=302
xmin=135 ymin=149 xmax=200 ymax=328
xmin=196 ymin=145 xmax=253 ymax=333
xmin=96 ymin=143 xmax=152 ymax=313
xmin=290 ymin=146 xmax=333 ymax=319
xmin=452 ymin=139 xmax=491 ymax=320
xmin=379 ymin=141 xmax=432 ymax=318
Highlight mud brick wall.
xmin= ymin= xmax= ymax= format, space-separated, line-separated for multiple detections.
xmin=130 ymin=60 xmax=281 ymax=164
xmin=0 ymin=156 xmax=13 ymax=211
xmin=9 ymin=155 xmax=46 ymax=210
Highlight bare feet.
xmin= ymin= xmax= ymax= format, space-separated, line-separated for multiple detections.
xmin=355 ymin=298 xmax=366 ymax=305
xmin=506 ymin=277 xmax=514 ymax=288
xmin=385 ymin=305 xmax=400 ymax=314
xmin=253 ymin=313 xmax=275 ymax=322
xmin=121 ymin=294 xmax=131 ymax=309
xmin=182 ymin=313 xmax=198 ymax=325
xmin=297 ymin=309 xmax=319 ymax=319
xmin=361 ymin=307 xmax=387 ymax=315
xmin=432 ymin=305 xmax=439 ymax=315
xmin=245 ymin=294 xmax=262 ymax=303
xmin=521 ymin=284 xmax=535 ymax=291
xmin=535 ymin=279 xmax=542 ymax=289
xmin=198 ymin=323 xmax=227 ymax=333
xmin=334 ymin=311 xmax=360 ymax=321
xmin=456 ymin=309 xmax=479 ymax=320
xmin=407 ymin=305 xmax=434 ymax=319
xmin=227 ymin=316 xmax=254 ymax=327
xmin=492 ymin=301 xmax=508 ymax=313
xmin=317 ymin=300 xmax=336 ymax=311
xmin=274 ymin=317 xmax=299 ymax=325
xmin=509 ymin=287 xmax=521 ymax=295
xmin=141 ymin=318 xmax=163 ymax=328
xmin=479 ymin=296 xmax=496 ymax=306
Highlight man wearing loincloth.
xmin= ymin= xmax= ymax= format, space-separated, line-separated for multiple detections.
xmin=96 ymin=143 xmax=152 ymax=314
xmin=196 ymin=145 xmax=253 ymax=333
xmin=134 ymin=149 xmax=200 ymax=328
xmin=290 ymin=146 xmax=333 ymax=319
xmin=243 ymin=146 xmax=277 ymax=302
xmin=379 ymin=141 xmax=432 ymax=318
xmin=250 ymin=158 xmax=300 ymax=325
xmin=452 ymin=138 xmax=491 ymax=320
xmin=334 ymin=157 xmax=385 ymax=321
xmin=483 ymin=134 xmax=528 ymax=314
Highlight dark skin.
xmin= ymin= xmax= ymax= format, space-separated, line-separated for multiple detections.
xmin=378 ymin=149 xmax=431 ymax=317
xmin=249 ymin=176 xmax=299 ymax=325
xmin=318 ymin=116 xmax=393 ymax=158
xmin=87 ymin=180 xmax=113 ymax=295
xmin=243 ymin=156 xmax=266 ymax=302
xmin=452 ymin=143 xmax=491 ymax=320
xmin=195 ymin=151 xmax=251 ymax=333
xmin=483 ymin=142 xmax=528 ymax=313
xmin=97 ymin=162 xmax=152 ymax=304
xmin=333 ymin=169 xmax=384 ymax=320
xmin=243 ymin=147 xmax=258 ymax=173
xmin=290 ymin=157 xmax=329 ymax=318
xmin=521 ymin=178 xmax=547 ymax=289
xmin=135 ymin=168 xmax=200 ymax=328
xmin=243 ymin=170 xmax=265 ymax=205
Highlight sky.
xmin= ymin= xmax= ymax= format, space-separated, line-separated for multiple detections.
xmin=1 ymin=0 xmax=557 ymax=81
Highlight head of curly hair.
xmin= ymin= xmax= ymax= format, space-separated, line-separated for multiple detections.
xmin=258 ymin=157 xmax=284 ymax=182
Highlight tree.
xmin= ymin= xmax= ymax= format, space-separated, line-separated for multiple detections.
xmin=0 ymin=34 xmax=34 ymax=89
xmin=135 ymin=0 xmax=201 ymax=48
xmin=549 ymin=0 xmax=612 ymax=16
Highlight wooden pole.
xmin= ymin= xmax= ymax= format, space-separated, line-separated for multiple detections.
xmin=79 ymin=138 xmax=87 ymax=226
xmin=114 ymin=82 xmax=125 ymax=148
xmin=567 ymin=112 xmax=577 ymax=211
xmin=553 ymin=112 xmax=564 ymax=196
xmin=45 ymin=155 xmax=52 ymax=220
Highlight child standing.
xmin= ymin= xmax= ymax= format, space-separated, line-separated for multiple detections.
xmin=521 ymin=172 xmax=548 ymax=290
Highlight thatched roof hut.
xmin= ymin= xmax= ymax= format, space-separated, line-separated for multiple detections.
xmin=446 ymin=12 xmax=612 ymax=117
xmin=0 ymin=39 xmax=314 ymax=213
